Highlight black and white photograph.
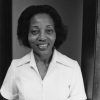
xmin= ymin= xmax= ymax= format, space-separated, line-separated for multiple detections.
xmin=0 ymin=0 xmax=99 ymax=100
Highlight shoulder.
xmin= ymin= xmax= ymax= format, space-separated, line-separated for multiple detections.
xmin=55 ymin=50 xmax=80 ymax=69
xmin=11 ymin=52 xmax=31 ymax=68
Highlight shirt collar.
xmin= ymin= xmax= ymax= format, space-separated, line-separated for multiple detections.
xmin=29 ymin=50 xmax=39 ymax=72
xmin=16 ymin=49 xmax=70 ymax=69
xmin=29 ymin=49 xmax=58 ymax=71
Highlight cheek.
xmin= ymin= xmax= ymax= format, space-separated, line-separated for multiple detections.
xmin=28 ymin=36 xmax=37 ymax=49
xmin=50 ymin=34 xmax=56 ymax=44
xmin=28 ymin=34 xmax=37 ymax=43
xmin=51 ymin=37 xmax=56 ymax=44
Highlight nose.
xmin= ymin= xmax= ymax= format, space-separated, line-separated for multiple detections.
xmin=38 ymin=31 xmax=47 ymax=42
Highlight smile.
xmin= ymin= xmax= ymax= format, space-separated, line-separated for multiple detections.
xmin=37 ymin=44 xmax=49 ymax=49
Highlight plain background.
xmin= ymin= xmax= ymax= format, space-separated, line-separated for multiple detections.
xmin=12 ymin=0 xmax=83 ymax=64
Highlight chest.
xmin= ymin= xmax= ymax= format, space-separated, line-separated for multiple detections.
xmin=36 ymin=61 xmax=48 ymax=80
xmin=14 ymin=64 xmax=72 ymax=100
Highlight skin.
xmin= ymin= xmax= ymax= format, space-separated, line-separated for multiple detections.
xmin=28 ymin=14 xmax=56 ymax=79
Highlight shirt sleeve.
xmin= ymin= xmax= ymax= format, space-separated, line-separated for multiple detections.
xmin=69 ymin=61 xmax=87 ymax=100
xmin=0 ymin=60 xmax=18 ymax=100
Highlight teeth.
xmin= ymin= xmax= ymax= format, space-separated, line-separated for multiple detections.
xmin=38 ymin=44 xmax=48 ymax=48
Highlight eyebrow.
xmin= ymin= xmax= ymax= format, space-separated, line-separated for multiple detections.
xmin=31 ymin=26 xmax=39 ymax=29
xmin=31 ymin=25 xmax=54 ymax=28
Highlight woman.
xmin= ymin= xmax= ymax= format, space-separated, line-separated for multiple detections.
xmin=0 ymin=5 xmax=87 ymax=100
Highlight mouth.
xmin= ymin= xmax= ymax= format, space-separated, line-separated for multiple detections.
xmin=37 ymin=44 xmax=49 ymax=50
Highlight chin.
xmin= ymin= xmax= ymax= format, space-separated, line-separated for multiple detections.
xmin=39 ymin=50 xmax=50 ymax=55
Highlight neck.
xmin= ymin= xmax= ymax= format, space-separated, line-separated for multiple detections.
xmin=34 ymin=51 xmax=53 ymax=65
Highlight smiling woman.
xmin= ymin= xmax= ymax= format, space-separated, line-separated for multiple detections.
xmin=28 ymin=13 xmax=56 ymax=59
xmin=28 ymin=13 xmax=56 ymax=79
xmin=0 ymin=5 xmax=87 ymax=100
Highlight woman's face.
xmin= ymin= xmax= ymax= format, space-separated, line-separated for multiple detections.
xmin=28 ymin=13 xmax=56 ymax=56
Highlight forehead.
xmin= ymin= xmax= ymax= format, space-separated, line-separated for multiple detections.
xmin=30 ymin=13 xmax=54 ymax=26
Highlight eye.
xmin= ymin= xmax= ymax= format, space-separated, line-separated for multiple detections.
xmin=30 ymin=29 xmax=40 ymax=35
xmin=46 ymin=29 xmax=54 ymax=34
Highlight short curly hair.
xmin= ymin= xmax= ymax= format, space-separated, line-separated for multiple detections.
xmin=17 ymin=5 xmax=67 ymax=49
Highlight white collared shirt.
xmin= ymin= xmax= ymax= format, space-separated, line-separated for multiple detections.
xmin=0 ymin=49 xmax=87 ymax=100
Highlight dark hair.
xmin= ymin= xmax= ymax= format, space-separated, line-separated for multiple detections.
xmin=17 ymin=5 xmax=67 ymax=49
